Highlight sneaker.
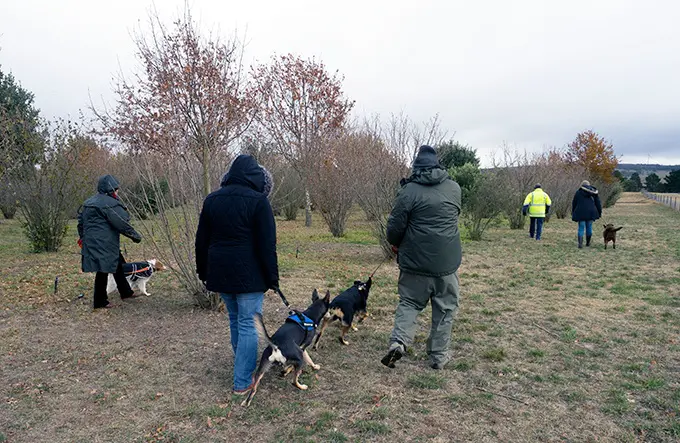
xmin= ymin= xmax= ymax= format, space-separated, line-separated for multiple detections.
xmin=381 ymin=344 xmax=404 ymax=369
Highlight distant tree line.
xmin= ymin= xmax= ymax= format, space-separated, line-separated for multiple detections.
xmin=614 ymin=169 xmax=680 ymax=193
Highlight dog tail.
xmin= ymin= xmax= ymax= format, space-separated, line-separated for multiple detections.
xmin=614 ymin=227 xmax=623 ymax=232
xmin=253 ymin=313 xmax=276 ymax=348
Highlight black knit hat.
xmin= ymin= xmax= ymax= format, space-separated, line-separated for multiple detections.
xmin=412 ymin=145 xmax=440 ymax=170
xmin=534 ymin=183 xmax=542 ymax=189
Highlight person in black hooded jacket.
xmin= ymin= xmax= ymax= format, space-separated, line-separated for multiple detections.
xmin=195 ymin=154 xmax=279 ymax=395
xmin=571 ymin=180 xmax=602 ymax=248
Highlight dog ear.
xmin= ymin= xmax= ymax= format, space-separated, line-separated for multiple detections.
xmin=324 ymin=290 xmax=331 ymax=302
xmin=603 ymin=224 xmax=607 ymax=229
xmin=312 ymin=289 xmax=319 ymax=302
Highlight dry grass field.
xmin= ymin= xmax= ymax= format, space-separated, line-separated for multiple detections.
xmin=1 ymin=192 xmax=679 ymax=442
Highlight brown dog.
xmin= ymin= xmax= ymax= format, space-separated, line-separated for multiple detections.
xmin=603 ymin=224 xmax=622 ymax=249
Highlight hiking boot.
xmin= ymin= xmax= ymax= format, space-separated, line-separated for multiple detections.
xmin=578 ymin=236 xmax=583 ymax=249
xmin=586 ymin=235 xmax=592 ymax=247
xmin=381 ymin=343 xmax=404 ymax=369
xmin=430 ymin=361 xmax=448 ymax=370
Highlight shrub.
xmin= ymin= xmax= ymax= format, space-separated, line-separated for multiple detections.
xmin=0 ymin=181 xmax=17 ymax=219
xmin=450 ymin=164 xmax=504 ymax=241
xmin=598 ymin=180 xmax=623 ymax=208
xmin=15 ymin=121 xmax=85 ymax=252
xmin=126 ymin=178 xmax=170 ymax=219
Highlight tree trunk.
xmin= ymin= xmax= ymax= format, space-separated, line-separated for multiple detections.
xmin=305 ymin=189 xmax=312 ymax=227
xmin=202 ymin=147 xmax=210 ymax=198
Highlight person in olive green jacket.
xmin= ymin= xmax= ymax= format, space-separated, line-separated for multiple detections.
xmin=381 ymin=145 xmax=462 ymax=370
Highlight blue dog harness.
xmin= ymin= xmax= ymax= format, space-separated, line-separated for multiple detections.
xmin=286 ymin=311 xmax=317 ymax=342
xmin=286 ymin=311 xmax=316 ymax=331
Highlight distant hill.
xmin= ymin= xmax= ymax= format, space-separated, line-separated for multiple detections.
xmin=616 ymin=163 xmax=680 ymax=179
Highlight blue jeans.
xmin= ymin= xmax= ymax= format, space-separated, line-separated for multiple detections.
xmin=529 ymin=217 xmax=544 ymax=240
xmin=221 ymin=292 xmax=264 ymax=390
xmin=578 ymin=221 xmax=593 ymax=237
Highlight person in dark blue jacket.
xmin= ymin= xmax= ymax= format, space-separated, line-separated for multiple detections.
xmin=571 ymin=180 xmax=602 ymax=248
xmin=195 ymin=154 xmax=279 ymax=395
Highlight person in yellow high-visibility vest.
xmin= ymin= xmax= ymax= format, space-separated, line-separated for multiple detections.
xmin=522 ymin=184 xmax=552 ymax=240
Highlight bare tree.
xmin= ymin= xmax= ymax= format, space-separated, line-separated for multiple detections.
xmin=309 ymin=133 xmax=364 ymax=237
xmin=119 ymin=151 xmax=221 ymax=309
xmin=241 ymin=134 xmax=305 ymax=220
xmin=93 ymin=6 xmax=250 ymax=309
xmin=340 ymin=113 xmax=440 ymax=256
xmin=94 ymin=6 xmax=253 ymax=198
xmin=536 ymin=149 xmax=585 ymax=219
xmin=383 ymin=112 xmax=447 ymax=165
xmin=492 ymin=144 xmax=544 ymax=229
xmin=251 ymin=54 xmax=354 ymax=227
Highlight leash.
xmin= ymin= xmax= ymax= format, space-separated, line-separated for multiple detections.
xmin=368 ymin=258 xmax=390 ymax=279
xmin=274 ymin=287 xmax=290 ymax=307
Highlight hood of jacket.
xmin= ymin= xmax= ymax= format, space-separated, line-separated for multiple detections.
xmin=97 ymin=175 xmax=120 ymax=195
xmin=221 ymin=154 xmax=266 ymax=193
xmin=580 ymin=184 xmax=599 ymax=195
xmin=406 ymin=167 xmax=450 ymax=186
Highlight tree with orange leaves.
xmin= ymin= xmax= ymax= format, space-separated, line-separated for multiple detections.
xmin=565 ymin=130 xmax=618 ymax=183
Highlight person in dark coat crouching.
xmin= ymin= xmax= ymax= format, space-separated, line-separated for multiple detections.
xmin=77 ymin=175 xmax=142 ymax=309
xmin=571 ymin=180 xmax=602 ymax=248
xmin=195 ymin=154 xmax=279 ymax=396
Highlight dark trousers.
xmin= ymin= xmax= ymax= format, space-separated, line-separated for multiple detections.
xmin=93 ymin=252 xmax=134 ymax=308
xmin=529 ymin=217 xmax=545 ymax=240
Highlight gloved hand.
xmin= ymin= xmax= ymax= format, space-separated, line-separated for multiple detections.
xmin=270 ymin=281 xmax=280 ymax=293
xmin=132 ymin=234 xmax=142 ymax=244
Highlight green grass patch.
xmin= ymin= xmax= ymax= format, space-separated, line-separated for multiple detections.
xmin=326 ymin=430 xmax=349 ymax=442
xmin=601 ymin=390 xmax=633 ymax=415
xmin=407 ymin=374 xmax=446 ymax=390
xmin=481 ymin=348 xmax=506 ymax=362
xmin=451 ymin=360 xmax=473 ymax=371
xmin=527 ymin=349 xmax=545 ymax=358
xmin=353 ymin=420 xmax=390 ymax=435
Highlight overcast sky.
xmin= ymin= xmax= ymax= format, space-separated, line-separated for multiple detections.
xmin=2 ymin=0 xmax=679 ymax=166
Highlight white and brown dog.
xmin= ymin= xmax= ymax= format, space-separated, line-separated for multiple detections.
xmin=107 ymin=259 xmax=166 ymax=296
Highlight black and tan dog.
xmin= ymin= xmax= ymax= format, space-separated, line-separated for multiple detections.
xmin=603 ymin=224 xmax=623 ymax=249
xmin=243 ymin=289 xmax=331 ymax=407
xmin=312 ymin=278 xmax=372 ymax=349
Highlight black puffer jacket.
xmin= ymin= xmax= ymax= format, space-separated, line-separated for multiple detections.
xmin=571 ymin=184 xmax=602 ymax=222
xmin=77 ymin=175 xmax=142 ymax=273
xmin=195 ymin=155 xmax=279 ymax=294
